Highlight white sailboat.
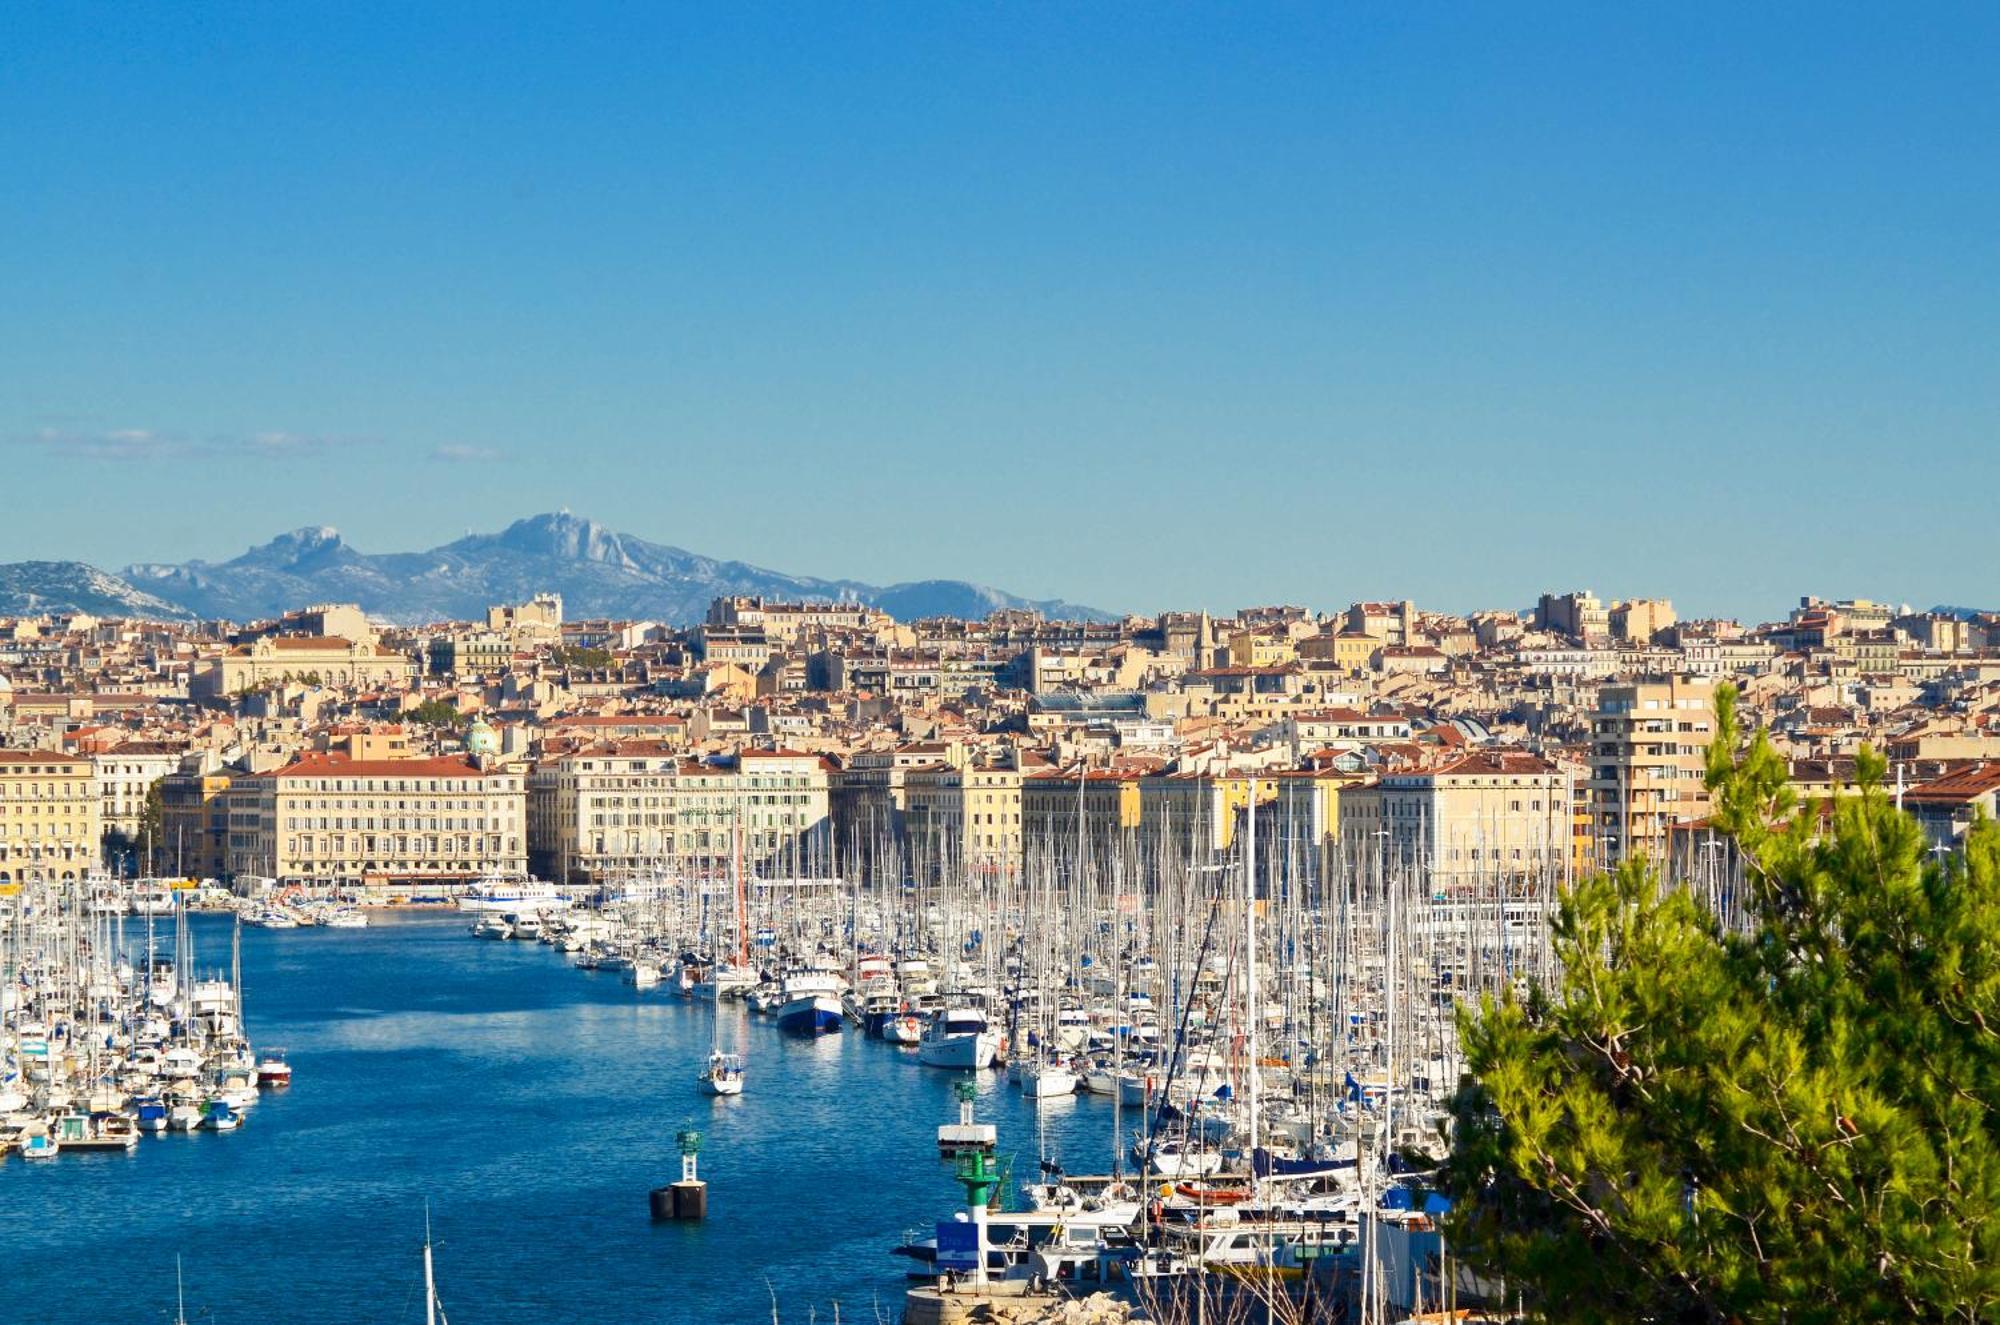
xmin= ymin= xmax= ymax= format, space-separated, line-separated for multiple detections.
xmin=424 ymin=1206 xmax=450 ymax=1325
xmin=698 ymin=818 xmax=749 ymax=1096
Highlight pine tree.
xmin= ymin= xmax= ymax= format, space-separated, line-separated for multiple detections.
xmin=1443 ymin=684 xmax=2000 ymax=1322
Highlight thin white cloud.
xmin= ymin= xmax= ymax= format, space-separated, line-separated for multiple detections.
xmin=429 ymin=443 xmax=507 ymax=463
xmin=9 ymin=426 xmax=361 ymax=460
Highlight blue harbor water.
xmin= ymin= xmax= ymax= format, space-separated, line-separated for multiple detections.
xmin=2 ymin=912 xmax=1120 ymax=1325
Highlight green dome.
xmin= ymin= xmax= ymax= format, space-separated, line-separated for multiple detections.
xmin=466 ymin=718 xmax=500 ymax=756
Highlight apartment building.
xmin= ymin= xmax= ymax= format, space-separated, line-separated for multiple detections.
xmin=91 ymin=743 xmax=180 ymax=850
xmin=1536 ymin=591 xmax=1611 ymax=643
xmin=528 ymin=746 xmax=830 ymax=882
xmin=0 ymin=750 xmax=101 ymax=882
xmin=1340 ymin=750 xmax=1569 ymax=876
xmin=223 ymin=754 xmax=526 ymax=886
xmin=904 ymin=756 xmax=1025 ymax=877
xmin=1588 ymin=676 xmax=1715 ymax=863
xmin=158 ymin=758 xmax=233 ymax=880
xmin=1904 ymin=763 xmax=2000 ymax=850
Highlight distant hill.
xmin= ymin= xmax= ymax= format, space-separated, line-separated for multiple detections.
xmin=0 ymin=560 xmax=195 ymax=620
xmin=2 ymin=511 xmax=1113 ymax=625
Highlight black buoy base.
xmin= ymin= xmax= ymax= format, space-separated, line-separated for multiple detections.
xmin=651 ymin=1180 xmax=708 ymax=1220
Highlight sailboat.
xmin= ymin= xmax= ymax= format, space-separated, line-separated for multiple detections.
xmin=698 ymin=815 xmax=749 ymax=1096
xmin=697 ymin=1048 xmax=745 ymax=1096
xmin=423 ymin=1206 xmax=450 ymax=1325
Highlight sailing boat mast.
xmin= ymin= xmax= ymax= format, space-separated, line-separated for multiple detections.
xmin=1244 ymin=775 xmax=1260 ymax=1159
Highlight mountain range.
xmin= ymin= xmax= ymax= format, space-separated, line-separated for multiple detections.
xmin=0 ymin=512 xmax=1111 ymax=626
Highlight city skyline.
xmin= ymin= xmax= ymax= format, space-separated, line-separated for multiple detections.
xmin=0 ymin=505 xmax=1987 ymax=627
xmin=6 ymin=5 xmax=1998 ymax=621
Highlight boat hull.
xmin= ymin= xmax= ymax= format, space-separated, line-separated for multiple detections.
xmin=774 ymin=996 xmax=844 ymax=1035
xmin=918 ymin=1030 xmax=999 ymax=1070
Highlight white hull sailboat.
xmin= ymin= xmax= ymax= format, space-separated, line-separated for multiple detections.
xmin=696 ymin=1051 xmax=745 ymax=1096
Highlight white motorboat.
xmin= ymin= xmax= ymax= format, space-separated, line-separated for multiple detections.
xmin=918 ymin=1007 xmax=999 ymax=1069
xmin=1020 ymin=1059 xmax=1079 ymax=1098
xmin=469 ymin=915 xmax=512 ymax=940
xmin=130 ymin=880 xmax=178 ymax=916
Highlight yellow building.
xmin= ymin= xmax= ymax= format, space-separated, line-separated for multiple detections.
xmin=0 ymin=750 xmax=102 ymax=882
xmin=905 ymin=757 xmax=1025 ymax=878
xmin=1021 ymin=768 xmax=1145 ymax=860
xmin=1226 ymin=631 xmax=1298 ymax=669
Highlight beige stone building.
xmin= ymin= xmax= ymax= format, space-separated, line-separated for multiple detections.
xmin=1609 ymin=598 xmax=1676 ymax=643
xmin=904 ymin=755 xmax=1025 ymax=878
xmin=202 ymin=636 xmax=413 ymax=697
xmin=1339 ymin=750 xmax=1570 ymax=876
xmin=223 ymin=754 xmax=526 ymax=886
xmin=528 ymin=746 xmax=830 ymax=882
xmin=92 ymin=743 xmax=181 ymax=851
xmin=0 ymin=750 xmax=102 ymax=882
xmin=1588 ymin=676 xmax=1715 ymax=863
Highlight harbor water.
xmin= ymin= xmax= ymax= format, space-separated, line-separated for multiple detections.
xmin=1 ymin=912 xmax=1120 ymax=1324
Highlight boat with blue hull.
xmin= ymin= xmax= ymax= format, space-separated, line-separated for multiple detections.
xmin=773 ymin=971 xmax=846 ymax=1035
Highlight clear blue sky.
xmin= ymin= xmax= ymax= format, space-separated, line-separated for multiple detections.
xmin=3 ymin=4 xmax=1995 ymax=622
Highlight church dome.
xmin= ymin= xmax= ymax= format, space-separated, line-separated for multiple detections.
xmin=466 ymin=717 xmax=500 ymax=756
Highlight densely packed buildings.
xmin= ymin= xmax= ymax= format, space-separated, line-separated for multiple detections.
xmin=4 ymin=585 xmax=2000 ymax=892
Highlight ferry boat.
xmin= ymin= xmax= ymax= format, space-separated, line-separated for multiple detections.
xmin=456 ymin=873 xmax=569 ymax=914
xmin=917 ymin=1006 xmax=999 ymax=1069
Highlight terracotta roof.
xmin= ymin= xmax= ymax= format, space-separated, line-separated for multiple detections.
xmin=1905 ymin=763 xmax=2000 ymax=804
xmin=263 ymin=753 xmax=501 ymax=780
xmin=0 ymin=749 xmax=91 ymax=766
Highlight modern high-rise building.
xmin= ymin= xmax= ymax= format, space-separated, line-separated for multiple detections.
xmin=1588 ymin=676 xmax=1715 ymax=864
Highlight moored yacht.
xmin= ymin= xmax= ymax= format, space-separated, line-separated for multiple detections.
xmin=773 ymin=971 xmax=845 ymax=1035
xmin=917 ymin=1005 xmax=999 ymax=1069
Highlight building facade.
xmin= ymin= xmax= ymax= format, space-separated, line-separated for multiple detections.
xmin=1588 ymin=676 xmax=1715 ymax=863
xmin=0 ymin=750 xmax=102 ymax=882
xmin=223 ymin=754 xmax=526 ymax=886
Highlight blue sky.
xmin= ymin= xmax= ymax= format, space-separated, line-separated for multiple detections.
xmin=3 ymin=4 xmax=1995 ymax=621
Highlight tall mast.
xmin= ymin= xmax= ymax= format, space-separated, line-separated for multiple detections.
xmin=1244 ymin=775 xmax=1259 ymax=1158
xmin=424 ymin=1204 xmax=439 ymax=1325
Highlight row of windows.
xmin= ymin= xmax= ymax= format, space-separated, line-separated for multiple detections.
xmin=289 ymin=778 xmax=510 ymax=793
xmin=287 ymin=835 xmax=520 ymax=857
xmin=285 ymin=816 xmax=508 ymax=831
xmin=285 ymin=796 xmax=511 ymax=812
